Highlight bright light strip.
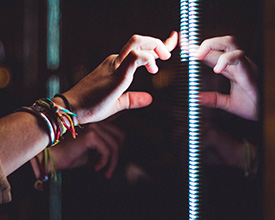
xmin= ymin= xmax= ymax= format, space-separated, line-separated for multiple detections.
xmin=180 ymin=0 xmax=201 ymax=219
xmin=47 ymin=1 xmax=62 ymax=219
xmin=47 ymin=0 xmax=60 ymax=70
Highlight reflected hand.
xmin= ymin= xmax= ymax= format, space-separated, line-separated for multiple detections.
xmin=63 ymin=31 xmax=178 ymax=124
xmin=34 ymin=122 xmax=125 ymax=179
xmin=202 ymin=122 xmax=244 ymax=168
xmin=196 ymin=36 xmax=258 ymax=120
xmin=202 ymin=122 xmax=257 ymax=172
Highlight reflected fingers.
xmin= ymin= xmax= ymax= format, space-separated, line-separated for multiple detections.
xmin=196 ymin=35 xmax=239 ymax=60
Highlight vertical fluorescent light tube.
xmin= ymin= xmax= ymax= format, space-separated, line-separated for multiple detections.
xmin=180 ymin=0 xmax=201 ymax=219
xmin=47 ymin=0 xmax=60 ymax=70
xmin=47 ymin=1 xmax=62 ymax=219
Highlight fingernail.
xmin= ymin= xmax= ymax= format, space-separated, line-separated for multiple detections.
xmin=213 ymin=64 xmax=221 ymax=73
xmin=150 ymin=65 xmax=159 ymax=74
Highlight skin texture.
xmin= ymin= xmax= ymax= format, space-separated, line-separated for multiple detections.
xmin=63 ymin=32 xmax=178 ymax=124
xmin=0 ymin=31 xmax=178 ymax=176
xmin=196 ymin=35 xmax=258 ymax=121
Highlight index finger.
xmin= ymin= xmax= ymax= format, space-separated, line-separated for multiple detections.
xmin=116 ymin=31 xmax=178 ymax=66
xmin=196 ymin=35 xmax=239 ymax=60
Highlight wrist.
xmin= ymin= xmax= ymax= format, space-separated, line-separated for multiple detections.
xmin=52 ymin=93 xmax=79 ymax=126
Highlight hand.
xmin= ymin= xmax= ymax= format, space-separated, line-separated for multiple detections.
xmin=202 ymin=122 xmax=257 ymax=173
xmin=202 ymin=122 xmax=245 ymax=168
xmin=196 ymin=36 xmax=258 ymax=120
xmin=33 ymin=121 xmax=125 ymax=179
xmin=62 ymin=31 xmax=178 ymax=124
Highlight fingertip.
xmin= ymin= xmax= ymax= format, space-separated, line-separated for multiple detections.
xmin=213 ymin=64 xmax=222 ymax=73
xmin=146 ymin=63 xmax=159 ymax=74
xmin=95 ymin=162 xmax=104 ymax=171
xmin=194 ymin=47 xmax=204 ymax=60
xmin=94 ymin=164 xmax=101 ymax=171
xmin=164 ymin=31 xmax=178 ymax=53
xmin=158 ymin=51 xmax=171 ymax=61
xmin=171 ymin=30 xmax=178 ymax=37
xmin=169 ymin=31 xmax=178 ymax=41
xmin=105 ymin=172 xmax=112 ymax=179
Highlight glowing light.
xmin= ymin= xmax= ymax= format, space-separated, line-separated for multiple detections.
xmin=47 ymin=75 xmax=60 ymax=98
xmin=47 ymin=0 xmax=60 ymax=70
xmin=180 ymin=0 xmax=201 ymax=219
xmin=47 ymin=1 xmax=62 ymax=219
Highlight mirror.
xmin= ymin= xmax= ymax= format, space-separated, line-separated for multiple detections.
xmin=0 ymin=0 xmax=263 ymax=219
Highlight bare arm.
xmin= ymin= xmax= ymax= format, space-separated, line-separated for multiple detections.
xmin=0 ymin=31 xmax=178 ymax=176
xmin=0 ymin=96 xmax=67 ymax=176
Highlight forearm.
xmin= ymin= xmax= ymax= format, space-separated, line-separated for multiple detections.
xmin=0 ymin=95 xmax=76 ymax=176
xmin=0 ymin=112 xmax=50 ymax=176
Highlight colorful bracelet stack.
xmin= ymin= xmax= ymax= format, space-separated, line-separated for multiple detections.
xmin=16 ymin=96 xmax=78 ymax=147
xmin=16 ymin=95 xmax=78 ymax=189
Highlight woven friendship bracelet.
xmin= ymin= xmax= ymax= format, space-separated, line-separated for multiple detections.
xmin=16 ymin=98 xmax=78 ymax=148
xmin=34 ymin=148 xmax=57 ymax=191
xmin=54 ymin=94 xmax=74 ymax=123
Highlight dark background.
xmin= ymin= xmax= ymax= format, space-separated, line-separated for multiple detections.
xmin=0 ymin=0 xmax=263 ymax=219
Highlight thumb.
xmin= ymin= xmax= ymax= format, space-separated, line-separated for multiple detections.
xmin=116 ymin=91 xmax=153 ymax=111
xmin=199 ymin=91 xmax=229 ymax=110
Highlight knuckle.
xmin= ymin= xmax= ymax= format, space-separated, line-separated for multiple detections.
xmin=125 ymin=92 xmax=131 ymax=109
xmin=154 ymin=38 xmax=162 ymax=46
xmin=218 ymin=53 xmax=228 ymax=62
xmin=224 ymin=35 xmax=239 ymax=48
xmin=202 ymin=38 xmax=211 ymax=46
xmin=129 ymin=34 xmax=140 ymax=44
xmin=128 ymin=50 xmax=139 ymax=61
xmin=225 ymin=35 xmax=235 ymax=43
xmin=107 ymin=54 xmax=117 ymax=60
xmin=236 ymin=49 xmax=245 ymax=56
xmin=104 ymin=54 xmax=117 ymax=64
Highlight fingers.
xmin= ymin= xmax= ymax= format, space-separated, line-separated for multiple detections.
xmin=86 ymin=133 xmax=110 ymax=172
xmin=116 ymin=91 xmax=153 ymax=112
xmin=195 ymin=35 xmax=248 ymax=80
xmin=86 ymin=122 xmax=125 ymax=179
xmin=116 ymin=31 xmax=178 ymax=67
xmin=98 ymin=123 xmax=126 ymax=150
xmin=94 ymin=123 xmax=124 ymax=178
xmin=116 ymin=49 xmax=160 ymax=76
xmin=199 ymin=91 xmax=230 ymax=111
xmin=196 ymin=35 xmax=239 ymax=60
xmin=197 ymin=50 xmax=222 ymax=69
xmin=163 ymin=31 xmax=178 ymax=52
xmin=201 ymin=48 xmax=251 ymax=83
xmin=197 ymin=49 xmax=246 ymax=78
xmin=213 ymin=50 xmax=245 ymax=75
